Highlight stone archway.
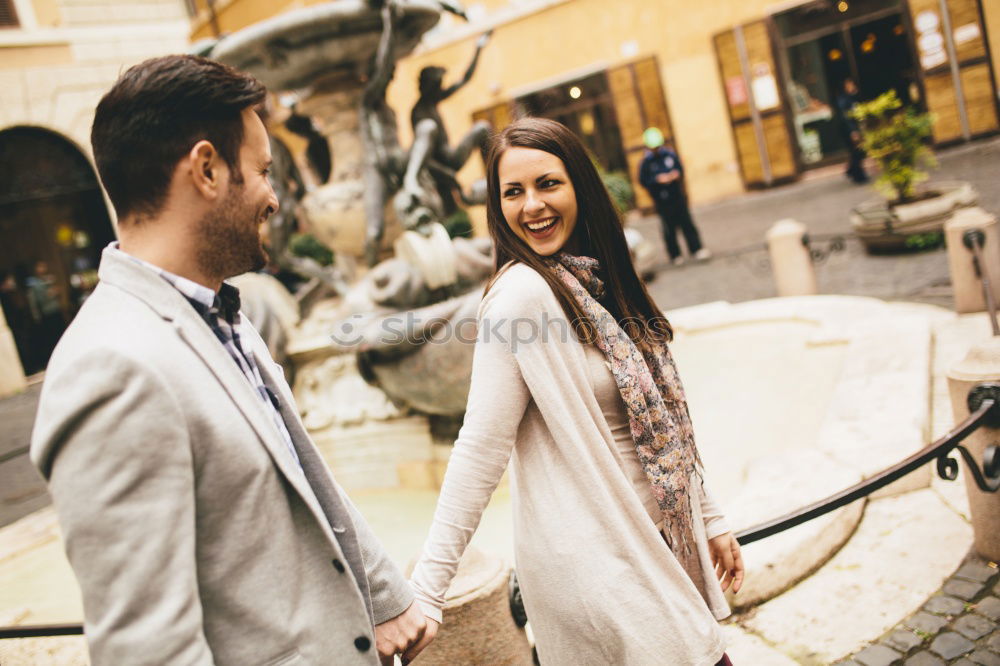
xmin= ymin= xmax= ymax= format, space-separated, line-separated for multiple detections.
xmin=0 ymin=126 xmax=115 ymax=373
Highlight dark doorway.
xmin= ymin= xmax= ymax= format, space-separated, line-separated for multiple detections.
xmin=775 ymin=1 xmax=920 ymax=168
xmin=850 ymin=13 xmax=919 ymax=105
xmin=0 ymin=126 xmax=115 ymax=373
xmin=515 ymin=71 xmax=628 ymax=173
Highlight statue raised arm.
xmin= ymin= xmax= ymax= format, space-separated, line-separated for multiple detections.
xmin=409 ymin=30 xmax=492 ymax=215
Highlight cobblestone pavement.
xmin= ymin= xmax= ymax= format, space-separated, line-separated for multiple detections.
xmin=638 ymin=135 xmax=1000 ymax=312
xmin=835 ymin=554 xmax=1000 ymax=666
xmin=0 ymin=380 xmax=47 ymax=529
xmin=1 ymin=139 xmax=999 ymax=661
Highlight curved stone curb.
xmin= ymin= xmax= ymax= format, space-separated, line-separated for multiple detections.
xmin=667 ymin=296 xmax=946 ymax=610
xmin=834 ymin=554 xmax=1000 ymax=666
xmin=725 ymin=449 xmax=864 ymax=610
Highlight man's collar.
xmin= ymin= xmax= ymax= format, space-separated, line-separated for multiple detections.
xmin=111 ymin=242 xmax=241 ymax=320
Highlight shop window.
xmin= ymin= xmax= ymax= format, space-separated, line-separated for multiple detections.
xmin=0 ymin=0 xmax=20 ymax=28
xmin=515 ymin=71 xmax=628 ymax=173
xmin=775 ymin=0 xmax=902 ymax=38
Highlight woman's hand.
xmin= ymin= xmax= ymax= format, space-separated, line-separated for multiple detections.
xmin=707 ymin=532 xmax=744 ymax=594
xmin=402 ymin=617 xmax=439 ymax=665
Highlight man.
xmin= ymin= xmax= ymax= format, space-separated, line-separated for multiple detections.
xmin=30 ymin=55 xmax=429 ymax=665
xmin=638 ymin=127 xmax=711 ymax=266
xmin=836 ymin=77 xmax=869 ymax=184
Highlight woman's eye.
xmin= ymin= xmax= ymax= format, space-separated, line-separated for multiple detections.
xmin=503 ymin=187 xmax=521 ymax=197
xmin=540 ymin=179 xmax=559 ymax=188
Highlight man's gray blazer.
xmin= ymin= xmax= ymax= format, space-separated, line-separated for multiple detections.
xmin=30 ymin=247 xmax=414 ymax=665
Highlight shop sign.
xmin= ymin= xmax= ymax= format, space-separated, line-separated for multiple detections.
xmin=953 ymin=23 xmax=980 ymax=46
xmin=750 ymin=63 xmax=780 ymax=111
xmin=726 ymin=75 xmax=748 ymax=106
xmin=915 ymin=10 xmax=947 ymax=70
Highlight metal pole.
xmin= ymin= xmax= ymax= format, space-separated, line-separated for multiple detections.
xmin=963 ymin=229 xmax=1000 ymax=336
xmin=938 ymin=0 xmax=971 ymax=140
xmin=735 ymin=25 xmax=773 ymax=185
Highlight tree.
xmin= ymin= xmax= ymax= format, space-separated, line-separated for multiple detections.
xmin=851 ymin=90 xmax=936 ymax=204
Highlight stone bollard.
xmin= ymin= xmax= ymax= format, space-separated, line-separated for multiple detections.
xmin=947 ymin=336 xmax=1000 ymax=561
xmin=766 ymin=219 xmax=817 ymax=297
xmin=413 ymin=547 xmax=533 ymax=665
xmin=0 ymin=305 xmax=26 ymax=399
xmin=945 ymin=206 xmax=1000 ymax=314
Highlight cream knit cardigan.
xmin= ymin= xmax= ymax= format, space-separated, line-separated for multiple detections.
xmin=411 ymin=263 xmax=730 ymax=665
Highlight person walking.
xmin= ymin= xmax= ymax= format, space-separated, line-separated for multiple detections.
xmin=408 ymin=118 xmax=743 ymax=665
xmin=836 ymin=77 xmax=869 ymax=184
xmin=638 ymin=127 xmax=711 ymax=266
xmin=24 ymin=260 xmax=66 ymax=368
xmin=30 ymin=55 xmax=429 ymax=665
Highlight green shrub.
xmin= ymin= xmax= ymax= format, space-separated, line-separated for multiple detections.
xmin=850 ymin=90 xmax=936 ymax=203
xmin=903 ymin=231 xmax=944 ymax=251
xmin=442 ymin=209 xmax=474 ymax=238
xmin=288 ymin=232 xmax=334 ymax=266
xmin=602 ymin=170 xmax=635 ymax=215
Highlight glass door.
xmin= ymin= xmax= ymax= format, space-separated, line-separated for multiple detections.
xmin=785 ymin=33 xmax=853 ymax=165
xmin=850 ymin=14 xmax=920 ymax=105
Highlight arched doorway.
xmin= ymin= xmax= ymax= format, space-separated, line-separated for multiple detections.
xmin=0 ymin=126 xmax=116 ymax=374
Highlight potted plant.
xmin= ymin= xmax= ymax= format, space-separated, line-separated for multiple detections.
xmin=849 ymin=90 xmax=977 ymax=252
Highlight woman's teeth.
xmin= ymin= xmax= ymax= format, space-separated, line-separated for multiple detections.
xmin=526 ymin=218 xmax=556 ymax=231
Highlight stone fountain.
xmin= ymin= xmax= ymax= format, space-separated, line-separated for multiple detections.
xmin=204 ymin=0 xmax=494 ymax=486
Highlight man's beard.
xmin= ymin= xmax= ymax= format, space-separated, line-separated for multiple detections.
xmin=194 ymin=185 xmax=269 ymax=282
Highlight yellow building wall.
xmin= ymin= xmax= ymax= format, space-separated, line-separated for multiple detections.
xmin=0 ymin=44 xmax=72 ymax=70
xmin=191 ymin=0 xmax=302 ymax=40
xmin=984 ymin=0 xmax=1000 ymax=94
xmin=31 ymin=0 xmax=62 ymax=27
xmin=388 ymin=0 xmax=781 ymax=206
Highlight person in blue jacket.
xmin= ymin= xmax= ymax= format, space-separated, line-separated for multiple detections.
xmin=638 ymin=127 xmax=711 ymax=265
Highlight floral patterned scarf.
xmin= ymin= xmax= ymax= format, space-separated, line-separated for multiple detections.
xmin=547 ymin=252 xmax=705 ymax=571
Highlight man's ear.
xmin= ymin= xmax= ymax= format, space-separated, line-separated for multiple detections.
xmin=188 ymin=140 xmax=224 ymax=201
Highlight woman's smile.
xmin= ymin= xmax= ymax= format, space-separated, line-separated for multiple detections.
xmin=498 ymin=147 xmax=578 ymax=256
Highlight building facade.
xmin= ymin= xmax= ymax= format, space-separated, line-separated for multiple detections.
xmin=186 ymin=0 xmax=1000 ymax=217
xmin=388 ymin=0 xmax=1000 ymax=211
xmin=0 ymin=0 xmax=191 ymax=375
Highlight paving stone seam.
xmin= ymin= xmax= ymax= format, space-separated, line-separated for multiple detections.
xmin=838 ymin=554 xmax=999 ymax=665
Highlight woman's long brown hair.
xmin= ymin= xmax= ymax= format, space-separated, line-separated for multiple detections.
xmin=484 ymin=117 xmax=672 ymax=344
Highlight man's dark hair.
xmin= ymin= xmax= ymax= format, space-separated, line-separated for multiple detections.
xmin=91 ymin=55 xmax=267 ymax=221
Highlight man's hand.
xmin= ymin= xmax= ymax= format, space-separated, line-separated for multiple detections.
xmin=707 ymin=532 xmax=745 ymax=594
xmin=655 ymin=171 xmax=680 ymax=184
xmin=374 ymin=602 xmax=430 ymax=665
xmin=402 ymin=617 xmax=438 ymax=665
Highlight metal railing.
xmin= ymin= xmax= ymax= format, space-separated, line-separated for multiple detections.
xmin=3 ymin=399 xmax=1000 ymax=641
xmin=736 ymin=382 xmax=1000 ymax=545
xmin=963 ymin=228 xmax=1000 ymax=336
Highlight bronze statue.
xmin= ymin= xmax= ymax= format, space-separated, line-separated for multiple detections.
xmin=360 ymin=0 xmax=490 ymax=265
xmin=410 ymin=30 xmax=492 ymax=215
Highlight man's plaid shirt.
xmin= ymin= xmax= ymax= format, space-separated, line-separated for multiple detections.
xmin=121 ymin=247 xmax=302 ymax=471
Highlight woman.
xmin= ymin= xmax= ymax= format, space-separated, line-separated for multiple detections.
xmin=409 ymin=118 xmax=743 ymax=665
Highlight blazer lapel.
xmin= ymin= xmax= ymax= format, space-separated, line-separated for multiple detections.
xmin=254 ymin=356 xmax=375 ymax=620
xmin=97 ymin=248 xmax=343 ymax=552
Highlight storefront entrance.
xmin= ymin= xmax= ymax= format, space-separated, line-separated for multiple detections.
xmin=473 ymin=56 xmax=678 ymax=210
xmin=515 ymin=70 xmax=629 ymax=174
xmin=776 ymin=0 xmax=920 ymax=167
xmin=0 ymin=126 xmax=115 ymax=373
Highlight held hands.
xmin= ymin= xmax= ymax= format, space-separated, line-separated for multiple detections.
xmin=707 ymin=532 xmax=745 ymax=594
xmin=374 ymin=602 xmax=434 ymax=665
xmin=403 ymin=617 xmax=439 ymax=665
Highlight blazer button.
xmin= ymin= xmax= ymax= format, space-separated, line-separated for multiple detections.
xmin=354 ymin=636 xmax=371 ymax=652
xmin=332 ymin=558 xmax=345 ymax=573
